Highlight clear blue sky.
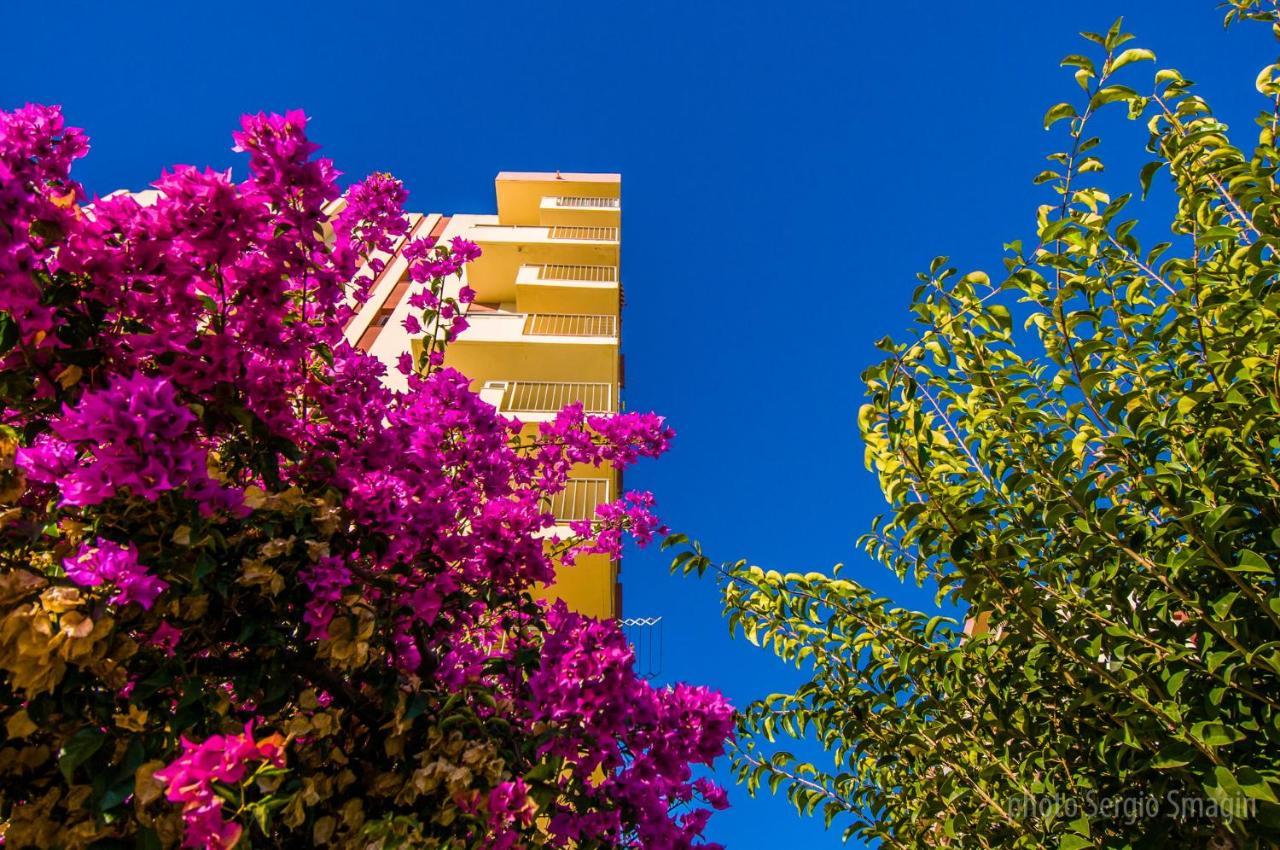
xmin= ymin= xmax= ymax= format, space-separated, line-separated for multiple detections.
xmin=4 ymin=2 xmax=1270 ymax=846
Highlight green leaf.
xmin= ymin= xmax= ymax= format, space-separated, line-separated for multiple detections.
xmin=989 ymin=305 xmax=1012 ymax=332
xmin=1044 ymin=102 xmax=1078 ymax=130
xmin=923 ymin=615 xmax=954 ymax=641
xmin=1060 ymin=54 xmax=1095 ymax=72
xmin=134 ymin=828 xmax=163 ymax=850
xmin=1091 ymin=85 xmax=1139 ymax=108
xmin=1111 ymin=48 xmax=1155 ymax=71
xmin=1139 ymin=161 xmax=1165 ymax=199
xmin=97 ymin=774 xmax=135 ymax=812
xmin=1236 ymin=767 xmax=1280 ymax=804
xmin=1150 ymin=745 xmax=1193 ymax=769
xmin=660 ymin=533 xmax=689 ymax=551
xmin=1207 ymin=766 xmax=1245 ymax=806
xmin=59 ymin=727 xmax=107 ymax=781
xmin=0 ymin=313 xmax=16 ymax=356
xmin=1191 ymin=721 xmax=1243 ymax=748
xmin=1196 ymin=225 xmax=1239 ymax=246
xmin=1234 ymin=550 xmax=1272 ymax=575
xmin=524 ymin=759 xmax=560 ymax=785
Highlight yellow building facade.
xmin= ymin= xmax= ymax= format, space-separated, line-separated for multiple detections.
xmin=343 ymin=172 xmax=623 ymax=620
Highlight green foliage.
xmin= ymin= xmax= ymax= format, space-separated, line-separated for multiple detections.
xmin=672 ymin=8 xmax=1280 ymax=849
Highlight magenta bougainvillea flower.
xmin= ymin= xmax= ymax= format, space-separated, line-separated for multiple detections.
xmin=153 ymin=724 xmax=287 ymax=849
xmin=17 ymin=373 xmax=242 ymax=514
xmin=62 ymin=538 xmax=168 ymax=610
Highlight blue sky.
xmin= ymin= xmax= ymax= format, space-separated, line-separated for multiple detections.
xmin=4 ymin=2 xmax=1271 ymax=846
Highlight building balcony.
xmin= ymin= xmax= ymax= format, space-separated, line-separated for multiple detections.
xmin=460 ymin=311 xmax=617 ymax=341
xmin=549 ymin=196 xmax=621 ymax=209
xmin=548 ymin=225 xmax=619 ymax=243
xmin=538 ymin=195 xmax=621 ymax=228
xmin=528 ymin=472 xmax=619 ymax=620
xmin=479 ymin=380 xmax=616 ymax=421
xmin=495 ymin=171 xmax=620 ymax=225
xmin=529 ymin=263 xmax=618 ymax=282
xmin=547 ymin=477 xmax=613 ymax=523
xmin=514 ymin=263 xmax=619 ymax=315
xmin=465 ymin=224 xmax=619 ymax=302
xmin=469 ymin=223 xmax=618 ymax=246
xmin=444 ymin=311 xmax=619 ymax=386
xmin=524 ymin=312 xmax=617 ymax=337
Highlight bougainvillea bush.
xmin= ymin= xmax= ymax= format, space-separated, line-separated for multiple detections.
xmin=0 ymin=105 xmax=732 ymax=849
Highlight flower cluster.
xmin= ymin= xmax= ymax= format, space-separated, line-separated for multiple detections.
xmin=152 ymin=724 xmax=287 ymax=850
xmin=0 ymin=103 xmax=731 ymax=850
xmin=62 ymin=538 xmax=167 ymax=610
xmin=331 ymin=171 xmax=410 ymax=304
xmin=400 ymin=235 xmax=479 ymax=367
xmin=0 ymin=104 xmax=87 ymax=353
xmin=530 ymin=605 xmax=735 ymax=848
xmin=17 ymin=373 xmax=240 ymax=513
xmin=297 ymin=555 xmax=351 ymax=639
xmin=566 ymin=490 xmax=668 ymax=565
xmin=485 ymin=779 xmax=538 ymax=850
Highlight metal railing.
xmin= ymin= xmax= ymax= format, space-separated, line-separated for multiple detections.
xmin=523 ymin=313 xmax=617 ymax=337
xmin=500 ymin=381 xmax=615 ymax=414
xmin=548 ymin=225 xmax=619 ymax=242
xmin=535 ymin=264 xmax=618 ymax=283
xmin=622 ymin=617 xmax=664 ymax=680
xmin=547 ymin=478 xmax=612 ymax=522
xmin=554 ymin=196 xmax=620 ymax=209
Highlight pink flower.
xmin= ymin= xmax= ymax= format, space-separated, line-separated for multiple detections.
xmin=449 ymin=236 xmax=481 ymax=262
xmin=332 ymin=171 xmax=409 ymax=277
xmin=530 ymin=605 xmax=734 ymax=848
xmin=18 ymin=373 xmax=241 ymax=515
xmin=298 ymin=556 xmax=352 ymax=639
xmin=695 ymin=777 xmax=730 ymax=810
xmin=565 ymin=490 xmax=668 ymax=564
xmin=63 ymin=538 xmax=167 ymax=610
xmin=153 ymin=723 xmax=286 ymax=850
xmin=487 ymin=778 xmax=538 ymax=850
xmin=0 ymin=105 xmax=87 ymax=350
xmin=148 ymin=622 xmax=183 ymax=656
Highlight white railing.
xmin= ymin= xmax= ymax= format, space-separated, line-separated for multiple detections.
xmin=548 ymin=225 xmax=619 ymax=242
xmin=535 ymin=264 xmax=618 ymax=283
xmin=523 ymin=313 xmax=617 ymax=337
xmin=554 ymin=196 xmax=620 ymax=209
xmin=498 ymin=381 xmax=615 ymax=414
xmin=547 ymin=478 xmax=612 ymax=522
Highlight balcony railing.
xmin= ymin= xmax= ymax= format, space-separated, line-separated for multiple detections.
xmin=498 ymin=381 xmax=615 ymax=414
xmin=523 ymin=313 xmax=617 ymax=337
xmin=535 ymin=264 xmax=618 ymax=283
xmin=548 ymin=225 xmax=619 ymax=242
xmin=553 ymin=196 xmax=620 ymax=209
xmin=547 ymin=478 xmax=612 ymax=522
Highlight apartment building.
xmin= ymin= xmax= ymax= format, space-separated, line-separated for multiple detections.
xmin=343 ymin=172 xmax=624 ymax=620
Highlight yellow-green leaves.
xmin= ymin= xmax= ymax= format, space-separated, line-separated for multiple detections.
xmin=696 ymin=7 xmax=1280 ymax=849
xmin=1257 ymin=63 xmax=1280 ymax=95
xmin=1044 ymin=102 xmax=1077 ymax=130
xmin=1090 ymin=84 xmax=1140 ymax=109
xmin=1110 ymin=47 xmax=1156 ymax=72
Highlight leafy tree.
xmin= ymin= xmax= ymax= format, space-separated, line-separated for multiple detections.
xmin=669 ymin=4 xmax=1280 ymax=848
xmin=0 ymin=107 xmax=733 ymax=849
